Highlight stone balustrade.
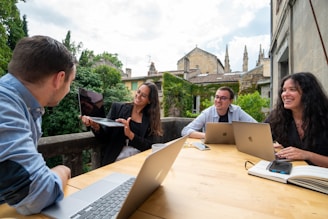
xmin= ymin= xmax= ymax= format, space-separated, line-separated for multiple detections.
xmin=38 ymin=117 xmax=193 ymax=177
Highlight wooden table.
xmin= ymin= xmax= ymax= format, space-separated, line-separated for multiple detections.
xmin=1 ymin=138 xmax=327 ymax=219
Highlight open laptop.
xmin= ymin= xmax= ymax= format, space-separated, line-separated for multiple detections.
xmin=203 ymin=122 xmax=235 ymax=144
xmin=78 ymin=88 xmax=123 ymax=127
xmin=232 ymin=121 xmax=284 ymax=161
xmin=42 ymin=135 xmax=187 ymax=219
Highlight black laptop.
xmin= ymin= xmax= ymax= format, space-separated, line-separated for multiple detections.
xmin=78 ymin=88 xmax=123 ymax=127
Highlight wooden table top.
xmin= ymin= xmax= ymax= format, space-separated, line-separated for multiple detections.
xmin=1 ymin=138 xmax=327 ymax=219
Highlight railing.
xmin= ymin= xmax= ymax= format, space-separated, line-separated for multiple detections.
xmin=38 ymin=117 xmax=193 ymax=177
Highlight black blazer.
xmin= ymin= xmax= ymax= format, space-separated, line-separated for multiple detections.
xmin=93 ymin=102 xmax=154 ymax=165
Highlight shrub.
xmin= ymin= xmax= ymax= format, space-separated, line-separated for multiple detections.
xmin=234 ymin=91 xmax=270 ymax=122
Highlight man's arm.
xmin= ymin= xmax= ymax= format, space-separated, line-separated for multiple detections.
xmin=51 ymin=165 xmax=71 ymax=188
xmin=181 ymin=111 xmax=208 ymax=138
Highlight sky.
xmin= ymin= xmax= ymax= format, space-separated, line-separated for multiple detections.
xmin=17 ymin=0 xmax=271 ymax=77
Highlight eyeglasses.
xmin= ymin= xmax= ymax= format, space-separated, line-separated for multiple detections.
xmin=136 ymin=90 xmax=149 ymax=98
xmin=215 ymin=95 xmax=229 ymax=101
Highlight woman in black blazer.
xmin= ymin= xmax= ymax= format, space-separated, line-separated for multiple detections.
xmin=81 ymin=82 xmax=163 ymax=165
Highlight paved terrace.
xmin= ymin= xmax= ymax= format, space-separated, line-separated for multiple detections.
xmin=38 ymin=117 xmax=193 ymax=177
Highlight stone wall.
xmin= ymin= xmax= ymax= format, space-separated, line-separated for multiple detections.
xmin=38 ymin=117 xmax=194 ymax=177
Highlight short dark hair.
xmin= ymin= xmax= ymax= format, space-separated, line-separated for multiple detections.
xmin=218 ymin=86 xmax=235 ymax=99
xmin=8 ymin=35 xmax=76 ymax=83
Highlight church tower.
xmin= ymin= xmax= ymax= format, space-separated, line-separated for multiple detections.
xmin=242 ymin=45 xmax=248 ymax=72
xmin=148 ymin=62 xmax=158 ymax=76
xmin=224 ymin=45 xmax=231 ymax=73
xmin=256 ymin=44 xmax=264 ymax=66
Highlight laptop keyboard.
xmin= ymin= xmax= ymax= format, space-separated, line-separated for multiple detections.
xmin=70 ymin=177 xmax=135 ymax=219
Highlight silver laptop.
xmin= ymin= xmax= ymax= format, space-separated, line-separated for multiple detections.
xmin=78 ymin=88 xmax=123 ymax=127
xmin=42 ymin=135 xmax=188 ymax=219
xmin=203 ymin=122 xmax=235 ymax=144
xmin=232 ymin=121 xmax=278 ymax=161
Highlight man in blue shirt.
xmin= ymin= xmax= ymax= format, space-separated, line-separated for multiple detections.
xmin=181 ymin=86 xmax=257 ymax=139
xmin=0 ymin=35 xmax=75 ymax=215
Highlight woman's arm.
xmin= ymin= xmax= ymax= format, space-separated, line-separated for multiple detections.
xmin=276 ymin=146 xmax=328 ymax=167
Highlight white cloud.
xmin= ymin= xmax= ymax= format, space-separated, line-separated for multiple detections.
xmin=17 ymin=0 xmax=270 ymax=76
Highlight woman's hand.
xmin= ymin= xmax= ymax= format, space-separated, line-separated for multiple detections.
xmin=80 ymin=115 xmax=100 ymax=131
xmin=276 ymin=146 xmax=310 ymax=161
xmin=116 ymin=117 xmax=135 ymax=140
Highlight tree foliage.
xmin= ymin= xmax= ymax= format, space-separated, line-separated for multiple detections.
xmin=92 ymin=65 xmax=131 ymax=112
xmin=62 ymin=30 xmax=83 ymax=59
xmin=39 ymin=31 xmax=131 ymax=136
xmin=94 ymin=52 xmax=123 ymax=69
xmin=234 ymin=91 xmax=270 ymax=122
xmin=93 ymin=65 xmax=121 ymax=90
xmin=162 ymin=73 xmax=192 ymax=117
xmin=41 ymin=84 xmax=81 ymax=136
xmin=79 ymin=49 xmax=95 ymax=67
xmin=0 ymin=0 xmax=26 ymax=76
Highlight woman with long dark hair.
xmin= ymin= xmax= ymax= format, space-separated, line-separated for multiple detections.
xmin=266 ymin=72 xmax=328 ymax=167
xmin=81 ymin=81 xmax=163 ymax=165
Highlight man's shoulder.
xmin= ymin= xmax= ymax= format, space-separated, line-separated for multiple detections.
xmin=0 ymin=74 xmax=23 ymax=97
xmin=202 ymin=105 xmax=216 ymax=112
xmin=229 ymin=104 xmax=242 ymax=111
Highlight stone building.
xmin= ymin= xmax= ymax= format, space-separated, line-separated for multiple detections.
xmin=177 ymin=46 xmax=225 ymax=77
xmin=122 ymin=45 xmax=269 ymax=115
xmin=239 ymin=45 xmax=271 ymax=98
xmin=178 ymin=46 xmax=243 ymax=86
xmin=270 ymin=0 xmax=328 ymax=104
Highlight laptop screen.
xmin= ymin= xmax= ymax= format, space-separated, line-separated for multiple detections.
xmin=78 ymin=88 xmax=106 ymax=117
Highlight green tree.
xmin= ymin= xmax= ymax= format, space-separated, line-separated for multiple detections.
xmin=234 ymin=91 xmax=270 ymax=122
xmin=93 ymin=65 xmax=131 ymax=112
xmin=6 ymin=1 xmax=26 ymax=50
xmin=22 ymin=14 xmax=28 ymax=36
xmin=75 ymin=66 xmax=103 ymax=90
xmin=94 ymin=52 xmax=123 ymax=69
xmin=0 ymin=0 xmax=26 ymax=76
xmin=103 ymin=83 xmax=132 ymax=113
xmin=41 ymin=84 xmax=81 ymax=136
xmin=93 ymin=65 xmax=121 ymax=90
xmin=62 ymin=30 xmax=83 ymax=59
xmin=79 ymin=49 xmax=95 ymax=67
xmin=40 ymin=30 xmax=131 ymax=136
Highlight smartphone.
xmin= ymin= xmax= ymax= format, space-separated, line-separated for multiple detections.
xmin=192 ymin=142 xmax=210 ymax=151
xmin=268 ymin=160 xmax=292 ymax=174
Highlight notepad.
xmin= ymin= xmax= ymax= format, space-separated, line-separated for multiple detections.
xmin=248 ymin=160 xmax=328 ymax=194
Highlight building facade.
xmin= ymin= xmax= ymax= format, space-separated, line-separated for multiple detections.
xmin=270 ymin=0 xmax=328 ymax=104
xmin=122 ymin=45 xmax=269 ymax=116
xmin=177 ymin=46 xmax=225 ymax=76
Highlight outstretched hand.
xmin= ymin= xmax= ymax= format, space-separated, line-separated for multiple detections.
xmin=80 ymin=115 xmax=100 ymax=131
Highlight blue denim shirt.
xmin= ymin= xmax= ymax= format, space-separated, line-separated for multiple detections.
xmin=0 ymin=73 xmax=63 ymax=215
xmin=181 ymin=104 xmax=257 ymax=136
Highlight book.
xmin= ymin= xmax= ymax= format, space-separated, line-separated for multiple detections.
xmin=248 ymin=160 xmax=328 ymax=194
